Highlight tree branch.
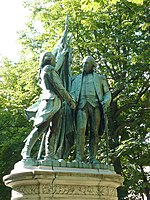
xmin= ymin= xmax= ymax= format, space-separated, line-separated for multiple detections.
xmin=112 ymin=87 xmax=124 ymax=99
xmin=113 ymin=121 xmax=132 ymax=136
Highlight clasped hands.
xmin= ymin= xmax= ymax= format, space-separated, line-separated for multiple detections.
xmin=69 ymin=99 xmax=76 ymax=109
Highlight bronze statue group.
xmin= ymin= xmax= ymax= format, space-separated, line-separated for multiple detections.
xmin=21 ymin=22 xmax=111 ymax=165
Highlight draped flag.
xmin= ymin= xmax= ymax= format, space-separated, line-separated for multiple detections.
xmin=51 ymin=15 xmax=74 ymax=158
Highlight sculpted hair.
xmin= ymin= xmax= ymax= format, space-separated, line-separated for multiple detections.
xmin=38 ymin=52 xmax=55 ymax=85
xmin=82 ymin=56 xmax=97 ymax=69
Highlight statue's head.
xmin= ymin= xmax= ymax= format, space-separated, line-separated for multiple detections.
xmin=82 ymin=56 xmax=97 ymax=73
xmin=41 ymin=52 xmax=55 ymax=68
xmin=38 ymin=52 xmax=55 ymax=85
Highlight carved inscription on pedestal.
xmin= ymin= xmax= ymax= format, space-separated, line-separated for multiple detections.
xmin=54 ymin=185 xmax=117 ymax=197
xmin=13 ymin=184 xmax=117 ymax=197
xmin=98 ymin=186 xmax=117 ymax=197
xmin=41 ymin=184 xmax=53 ymax=194
xmin=14 ymin=185 xmax=39 ymax=195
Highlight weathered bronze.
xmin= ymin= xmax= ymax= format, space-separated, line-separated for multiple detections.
xmin=21 ymin=52 xmax=76 ymax=160
xmin=71 ymin=56 xmax=111 ymax=164
xmin=21 ymin=16 xmax=111 ymax=163
xmin=3 ymin=16 xmax=124 ymax=200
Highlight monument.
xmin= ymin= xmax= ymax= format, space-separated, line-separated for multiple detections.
xmin=3 ymin=16 xmax=124 ymax=200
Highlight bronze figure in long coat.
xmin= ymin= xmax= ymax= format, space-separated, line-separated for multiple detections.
xmin=71 ymin=56 xmax=111 ymax=164
xmin=21 ymin=52 xmax=76 ymax=160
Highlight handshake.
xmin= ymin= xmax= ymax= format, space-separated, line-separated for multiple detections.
xmin=69 ymin=99 xmax=76 ymax=109
xmin=67 ymin=97 xmax=76 ymax=110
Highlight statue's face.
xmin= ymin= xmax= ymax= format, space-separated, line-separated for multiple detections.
xmin=82 ymin=58 xmax=93 ymax=73
xmin=43 ymin=52 xmax=55 ymax=66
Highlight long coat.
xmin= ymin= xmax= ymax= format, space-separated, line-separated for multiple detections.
xmin=25 ymin=65 xmax=73 ymax=127
xmin=71 ymin=72 xmax=111 ymax=135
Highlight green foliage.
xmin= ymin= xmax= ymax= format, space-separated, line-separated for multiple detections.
xmin=0 ymin=57 xmax=40 ymax=199
xmin=0 ymin=0 xmax=149 ymax=199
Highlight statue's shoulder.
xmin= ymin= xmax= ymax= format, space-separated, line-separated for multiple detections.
xmin=43 ymin=65 xmax=55 ymax=72
xmin=95 ymin=73 xmax=106 ymax=80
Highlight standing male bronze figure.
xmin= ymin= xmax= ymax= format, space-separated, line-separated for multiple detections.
xmin=71 ymin=56 xmax=111 ymax=164
xmin=21 ymin=52 xmax=76 ymax=160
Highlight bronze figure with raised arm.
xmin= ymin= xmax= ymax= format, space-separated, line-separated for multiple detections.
xmin=21 ymin=52 xmax=76 ymax=160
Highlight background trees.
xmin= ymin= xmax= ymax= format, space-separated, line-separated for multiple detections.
xmin=0 ymin=0 xmax=149 ymax=199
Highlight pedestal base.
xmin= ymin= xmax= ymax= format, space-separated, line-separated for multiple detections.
xmin=3 ymin=160 xmax=124 ymax=200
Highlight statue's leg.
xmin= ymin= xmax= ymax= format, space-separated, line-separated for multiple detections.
xmin=44 ymin=109 xmax=62 ymax=159
xmin=76 ymin=107 xmax=88 ymax=162
xmin=21 ymin=122 xmax=49 ymax=159
xmin=53 ymin=109 xmax=64 ymax=159
xmin=21 ymin=127 xmax=39 ymax=159
xmin=44 ymin=126 xmax=52 ymax=159
xmin=89 ymin=105 xmax=101 ymax=164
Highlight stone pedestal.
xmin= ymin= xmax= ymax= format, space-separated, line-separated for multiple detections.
xmin=3 ymin=160 xmax=124 ymax=200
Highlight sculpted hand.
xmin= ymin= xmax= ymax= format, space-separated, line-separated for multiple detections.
xmin=61 ymin=47 xmax=68 ymax=56
xmin=70 ymin=100 xmax=76 ymax=109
